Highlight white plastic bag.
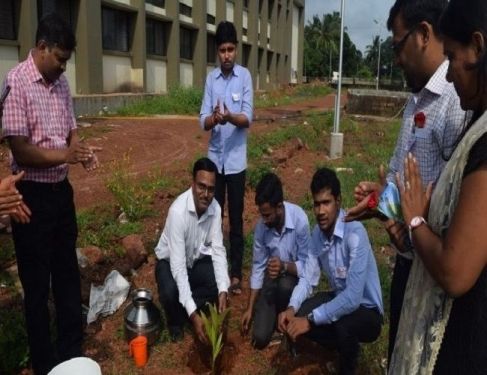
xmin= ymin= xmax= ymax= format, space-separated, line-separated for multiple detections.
xmin=87 ymin=270 xmax=130 ymax=324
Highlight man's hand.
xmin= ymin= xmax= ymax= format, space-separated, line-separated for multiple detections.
xmin=353 ymin=165 xmax=387 ymax=203
xmin=267 ymin=256 xmax=282 ymax=279
xmin=0 ymin=171 xmax=31 ymax=222
xmin=190 ymin=312 xmax=208 ymax=344
xmin=286 ymin=316 xmax=311 ymax=341
xmin=65 ymin=142 xmax=94 ymax=164
xmin=81 ymin=146 xmax=102 ymax=171
xmin=384 ymin=219 xmax=410 ymax=253
xmin=241 ymin=308 xmax=253 ymax=336
xmin=277 ymin=307 xmax=295 ymax=333
xmin=218 ymin=292 xmax=228 ymax=314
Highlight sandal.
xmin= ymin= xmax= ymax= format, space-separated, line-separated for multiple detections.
xmin=229 ymin=280 xmax=242 ymax=295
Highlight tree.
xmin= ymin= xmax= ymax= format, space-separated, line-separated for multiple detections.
xmin=304 ymin=12 xmax=360 ymax=78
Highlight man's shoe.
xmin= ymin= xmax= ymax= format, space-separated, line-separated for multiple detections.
xmin=169 ymin=326 xmax=184 ymax=342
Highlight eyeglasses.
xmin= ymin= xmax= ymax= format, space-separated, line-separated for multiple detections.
xmin=391 ymin=27 xmax=416 ymax=55
xmin=196 ymin=182 xmax=215 ymax=195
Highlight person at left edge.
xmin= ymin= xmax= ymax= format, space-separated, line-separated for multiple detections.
xmin=2 ymin=13 xmax=101 ymax=375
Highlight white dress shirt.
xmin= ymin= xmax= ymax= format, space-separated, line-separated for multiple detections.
xmin=154 ymin=187 xmax=230 ymax=316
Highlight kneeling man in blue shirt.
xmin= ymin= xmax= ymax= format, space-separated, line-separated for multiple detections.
xmin=241 ymin=173 xmax=312 ymax=349
xmin=278 ymin=168 xmax=383 ymax=375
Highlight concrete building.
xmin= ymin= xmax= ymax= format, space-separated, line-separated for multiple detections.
xmin=0 ymin=0 xmax=305 ymax=96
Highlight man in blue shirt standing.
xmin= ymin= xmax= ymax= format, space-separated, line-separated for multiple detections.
xmin=200 ymin=21 xmax=253 ymax=295
xmin=278 ymin=168 xmax=383 ymax=375
xmin=241 ymin=173 xmax=312 ymax=349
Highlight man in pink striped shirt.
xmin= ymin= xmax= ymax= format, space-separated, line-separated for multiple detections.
xmin=2 ymin=14 xmax=100 ymax=375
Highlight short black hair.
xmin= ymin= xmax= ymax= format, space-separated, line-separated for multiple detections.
xmin=310 ymin=168 xmax=341 ymax=198
xmin=386 ymin=0 xmax=448 ymax=35
xmin=215 ymin=21 xmax=238 ymax=46
xmin=192 ymin=157 xmax=217 ymax=179
xmin=440 ymin=0 xmax=487 ymax=122
xmin=255 ymin=173 xmax=284 ymax=207
xmin=36 ymin=13 xmax=76 ymax=51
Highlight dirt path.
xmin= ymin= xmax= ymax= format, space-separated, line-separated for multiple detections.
xmin=1 ymin=94 xmax=343 ymax=209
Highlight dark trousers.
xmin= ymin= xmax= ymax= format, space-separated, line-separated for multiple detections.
xmin=214 ymin=169 xmax=245 ymax=280
xmin=388 ymin=255 xmax=412 ymax=365
xmin=155 ymin=256 xmax=218 ymax=328
xmin=252 ymin=274 xmax=298 ymax=349
xmin=11 ymin=179 xmax=82 ymax=375
xmin=297 ymin=292 xmax=382 ymax=375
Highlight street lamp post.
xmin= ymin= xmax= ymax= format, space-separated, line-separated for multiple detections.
xmin=376 ymin=37 xmax=381 ymax=90
xmin=330 ymin=0 xmax=345 ymax=159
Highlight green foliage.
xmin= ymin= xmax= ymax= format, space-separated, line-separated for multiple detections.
xmin=0 ymin=307 xmax=29 ymax=374
xmin=247 ymin=163 xmax=273 ymax=189
xmin=116 ymin=85 xmax=203 ymax=116
xmin=304 ymin=12 xmax=364 ymax=78
xmin=77 ymin=207 xmax=142 ymax=254
xmin=254 ymin=84 xmax=331 ymax=109
xmin=200 ymin=303 xmax=230 ymax=374
xmin=106 ymin=154 xmax=171 ymax=222
xmin=0 ymin=235 xmax=15 ymax=267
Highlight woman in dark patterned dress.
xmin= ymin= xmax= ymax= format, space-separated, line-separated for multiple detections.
xmin=390 ymin=0 xmax=487 ymax=373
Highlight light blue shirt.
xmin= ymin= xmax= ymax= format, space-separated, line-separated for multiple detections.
xmin=250 ymin=202 xmax=312 ymax=290
xmin=199 ymin=64 xmax=253 ymax=175
xmin=289 ymin=210 xmax=383 ymax=325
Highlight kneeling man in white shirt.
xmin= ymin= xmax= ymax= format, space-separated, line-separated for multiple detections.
xmin=155 ymin=157 xmax=230 ymax=342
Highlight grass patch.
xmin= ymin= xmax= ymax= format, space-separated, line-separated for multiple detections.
xmin=106 ymin=154 xmax=172 ymax=222
xmin=254 ymin=83 xmax=332 ymax=108
xmin=77 ymin=206 xmax=143 ymax=254
xmin=116 ymin=85 xmax=203 ymax=116
xmin=0 ymin=307 xmax=29 ymax=374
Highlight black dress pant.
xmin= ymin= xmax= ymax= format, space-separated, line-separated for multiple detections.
xmin=12 ymin=179 xmax=82 ymax=375
xmin=252 ymin=274 xmax=297 ymax=349
xmin=388 ymin=255 xmax=412 ymax=365
xmin=155 ymin=256 xmax=219 ymax=328
xmin=214 ymin=169 xmax=245 ymax=280
xmin=297 ymin=292 xmax=382 ymax=375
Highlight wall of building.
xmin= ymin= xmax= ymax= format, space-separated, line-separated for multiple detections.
xmin=0 ymin=0 xmax=305 ymax=96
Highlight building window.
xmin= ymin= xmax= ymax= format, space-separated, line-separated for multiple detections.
xmin=242 ymin=44 xmax=251 ymax=68
xmin=267 ymin=51 xmax=273 ymax=72
xmin=38 ymin=0 xmax=77 ymax=30
xmin=243 ymin=28 xmax=248 ymax=36
xmin=102 ymin=7 xmax=132 ymax=52
xmin=180 ymin=26 xmax=195 ymax=60
xmin=0 ymin=0 xmax=17 ymax=40
xmin=243 ymin=0 xmax=249 ymax=9
xmin=268 ymin=0 xmax=274 ymax=20
xmin=146 ymin=0 xmax=165 ymax=7
xmin=207 ymin=14 xmax=215 ymax=24
xmin=259 ymin=0 xmax=264 ymax=12
xmin=146 ymin=18 xmax=167 ymax=56
xmin=207 ymin=33 xmax=216 ymax=64
xmin=258 ymin=48 xmax=264 ymax=70
xmin=179 ymin=3 xmax=192 ymax=17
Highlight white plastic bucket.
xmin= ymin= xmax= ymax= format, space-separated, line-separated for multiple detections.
xmin=48 ymin=357 xmax=102 ymax=375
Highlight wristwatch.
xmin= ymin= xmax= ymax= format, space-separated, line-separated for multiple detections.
xmin=307 ymin=312 xmax=315 ymax=326
xmin=409 ymin=216 xmax=427 ymax=231
xmin=280 ymin=261 xmax=288 ymax=276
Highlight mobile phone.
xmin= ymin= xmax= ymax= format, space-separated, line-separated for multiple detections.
xmin=0 ymin=86 xmax=10 ymax=105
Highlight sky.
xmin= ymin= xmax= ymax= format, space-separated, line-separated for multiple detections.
xmin=305 ymin=0 xmax=396 ymax=54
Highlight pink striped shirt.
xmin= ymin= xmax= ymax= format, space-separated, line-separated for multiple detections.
xmin=2 ymin=52 xmax=76 ymax=183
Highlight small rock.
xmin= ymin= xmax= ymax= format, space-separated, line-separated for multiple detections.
xmin=303 ymin=121 xmax=309 ymax=125
xmin=295 ymin=137 xmax=304 ymax=150
xmin=79 ymin=246 xmax=104 ymax=266
xmin=294 ymin=168 xmax=304 ymax=174
xmin=118 ymin=211 xmax=128 ymax=224
xmin=335 ymin=167 xmax=354 ymax=174
xmin=122 ymin=234 xmax=148 ymax=270
xmin=77 ymin=122 xmax=92 ymax=128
